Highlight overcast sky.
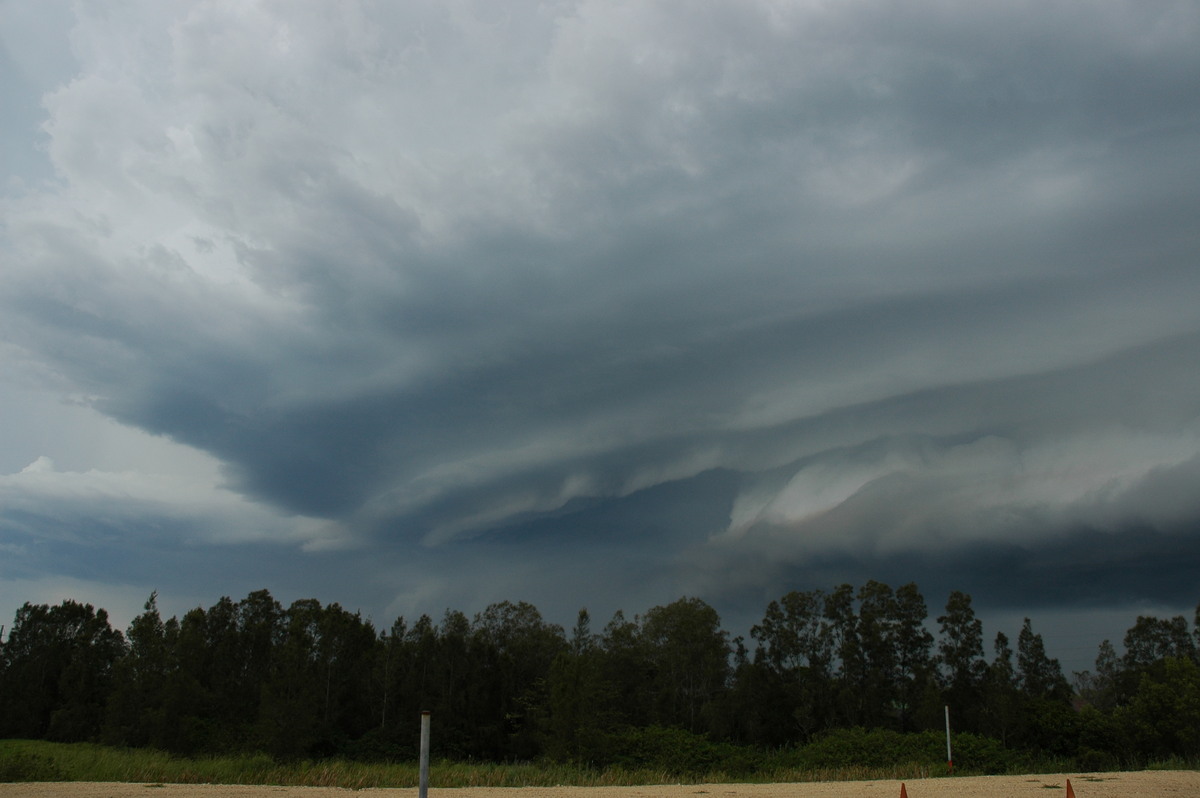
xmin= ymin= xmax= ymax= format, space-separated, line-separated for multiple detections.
xmin=2 ymin=0 xmax=1199 ymax=672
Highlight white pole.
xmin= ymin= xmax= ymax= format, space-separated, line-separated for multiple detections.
xmin=419 ymin=711 xmax=431 ymax=798
xmin=944 ymin=705 xmax=953 ymax=774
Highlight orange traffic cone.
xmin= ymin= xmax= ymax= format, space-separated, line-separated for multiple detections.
xmin=1065 ymin=778 xmax=1075 ymax=798
xmin=899 ymin=783 xmax=908 ymax=798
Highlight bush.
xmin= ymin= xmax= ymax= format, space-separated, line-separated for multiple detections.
xmin=604 ymin=726 xmax=764 ymax=776
xmin=949 ymin=731 xmax=1028 ymax=773
xmin=775 ymin=728 xmax=934 ymax=770
xmin=768 ymin=727 xmax=1025 ymax=775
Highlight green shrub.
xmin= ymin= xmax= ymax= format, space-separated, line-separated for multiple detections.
xmin=604 ymin=726 xmax=764 ymax=777
xmin=766 ymin=727 xmax=1025 ymax=776
xmin=773 ymin=728 xmax=933 ymax=770
xmin=948 ymin=731 xmax=1027 ymax=773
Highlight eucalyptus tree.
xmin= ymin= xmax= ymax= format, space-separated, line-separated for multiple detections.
xmin=1122 ymin=615 xmax=1196 ymax=671
xmin=0 ymin=600 xmax=125 ymax=740
xmin=1 ymin=597 xmax=125 ymax=739
xmin=1016 ymin=617 xmax=1070 ymax=702
xmin=471 ymin=601 xmax=566 ymax=759
xmin=981 ymin=631 xmax=1020 ymax=743
xmin=150 ymin=606 xmax=211 ymax=752
xmin=547 ymin=609 xmax=614 ymax=762
xmin=752 ymin=589 xmax=832 ymax=678
xmin=233 ymin=590 xmax=285 ymax=717
xmin=104 ymin=593 xmax=169 ymax=746
xmin=937 ymin=590 xmax=986 ymax=732
xmin=374 ymin=616 xmax=407 ymax=734
xmin=598 ymin=609 xmax=654 ymax=728
xmin=257 ymin=599 xmax=319 ymax=756
xmin=853 ymin=580 xmax=900 ymax=727
xmin=892 ymin=582 xmax=936 ymax=730
xmin=380 ymin=613 xmax=441 ymax=750
xmin=640 ymin=597 xmax=731 ymax=734
xmin=750 ymin=588 xmax=836 ymax=739
xmin=257 ymin=599 xmax=376 ymax=757
xmin=824 ymin=584 xmax=864 ymax=726
xmin=1076 ymin=639 xmax=1125 ymax=711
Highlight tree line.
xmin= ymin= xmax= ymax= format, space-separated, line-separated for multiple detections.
xmin=2 ymin=582 xmax=1199 ymax=768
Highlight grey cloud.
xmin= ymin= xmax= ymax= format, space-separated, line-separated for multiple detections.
xmin=1 ymin=1 xmax=1198 ymax=657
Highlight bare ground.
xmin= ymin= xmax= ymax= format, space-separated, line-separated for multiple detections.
xmin=2 ymin=772 xmax=1199 ymax=798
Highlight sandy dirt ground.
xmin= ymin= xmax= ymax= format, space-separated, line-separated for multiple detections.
xmin=2 ymin=772 xmax=1199 ymax=798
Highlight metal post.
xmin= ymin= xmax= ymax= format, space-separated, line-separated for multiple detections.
xmin=419 ymin=710 xmax=431 ymax=798
xmin=944 ymin=705 xmax=953 ymax=774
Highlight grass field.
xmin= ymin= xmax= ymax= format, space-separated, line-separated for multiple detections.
xmin=4 ymin=739 xmax=1197 ymax=790
xmin=0 ymin=739 xmax=995 ymax=789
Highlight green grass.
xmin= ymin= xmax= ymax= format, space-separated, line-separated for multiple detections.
xmin=0 ymin=740 xmax=411 ymax=788
xmin=0 ymin=740 xmax=944 ymax=788
xmin=2 ymin=740 xmax=1194 ymax=788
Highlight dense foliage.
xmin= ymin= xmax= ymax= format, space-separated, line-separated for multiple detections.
xmin=2 ymin=582 xmax=1199 ymax=771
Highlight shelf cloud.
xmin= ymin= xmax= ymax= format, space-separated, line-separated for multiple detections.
xmin=2 ymin=0 xmax=1198 ymax=665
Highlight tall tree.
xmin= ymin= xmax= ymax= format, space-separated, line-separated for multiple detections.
xmin=981 ymin=631 xmax=1020 ymax=743
xmin=436 ymin=609 xmax=475 ymax=752
xmin=750 ymin=588 xmax=835 ymax=739
xmin=752 ymin=589 xmax=832 ymax=678
xmin=1079 ymin=639 xmax=1126 ymax=711
xmin=104 ymin=593 xmax=169 ymax=746
xmin=1013 ymin=618 xmax=1075 ymax=756
xmin=1017 ymin=618 xmax=1070 ymax=701
xmin=373 ymin=616 xmax=407 ymax=737
xmin=1123 ymin=615 xmax=1196 ymax=670
xmin=257 ymin=599 xmax=376 ymax=758
xmin=377 ymin=613 xmax=444 ymax=756
xmin=201 ymin=596 xmax=241 ymax=737
xmin=824 ymin=584 xmax=864 ymax=727
xmin=231 ymin=590 xmax=285 ymax=727
xmin=598 ymin=610 xmax=654 ymax=729
xmin=153 ymin=606 xmax=212 ymax=753
xmin=0 ymin=600 xmax=125 ymax=740
xmin=471 ymin=601 xmax=565 ymax=759
xmin=937 ymin=591 xmax=986 ymax=732
xmin=893 ymin=582 xmax=937 ymax=730
xmin=547 ymin=609 xmax=613 ymax=763
xmin=641 ymin=597 xmax=731 ymax=733
xmin=854 ymin=580 xmax=900 ymax=727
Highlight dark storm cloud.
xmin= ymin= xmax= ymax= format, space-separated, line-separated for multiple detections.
xmin=2 ymin=0 xmax=1199 ymax=651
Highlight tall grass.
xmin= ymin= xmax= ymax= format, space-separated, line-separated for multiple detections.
xmin=3 ymin=739 xmax=1194 ymax=788
xmin=0 ymin=740 xmax=946 ymax=788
